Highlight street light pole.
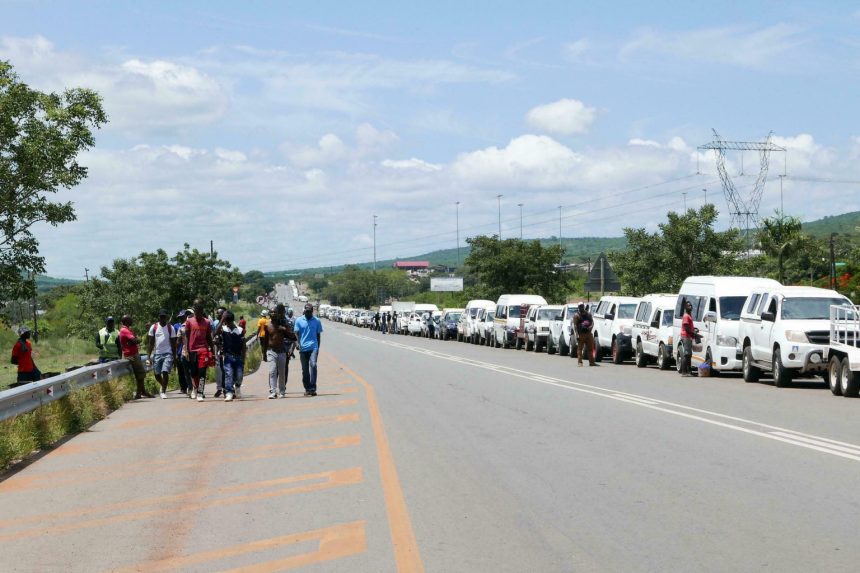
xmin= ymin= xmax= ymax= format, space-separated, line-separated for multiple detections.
xmin=496 ymin=194 xmax=503 ymax=239
xmin=455 ymin=201 xmax=461 ymax=269
xmin=558 ymin=206 xmax=562 ymax=249
xmin=683 ymin=192 xmax=687 ymax=211
xmin=517 ymin=203 xmax=523 ymax=239
xmin=703 ymin=188 xmax=708 ymax=206
xmin=372 ymin=214 xmax=377 ymax=271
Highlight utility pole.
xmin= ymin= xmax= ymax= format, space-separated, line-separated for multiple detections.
xmin=517 ymin=203 xmax=523 ymax=240
xmin=703 ymin=188 xmax=708 ymax=205
xmin=210 ymin=240 xmax=214 ymax=257
xmin=558 ymin=206 xmax=563 ymax=249
xmin=455 ymin=202 xmax=461 ymax=268
xmin=682 ymin=192 xmax=687 ymax=211
xmin=779 ymin=174 xmax=785 ymax=216
xmin=496 ymin=194 xmax=503 ymax=240
xmin=372 ymin=214 xmax=378 ymax=271
xmin=830 ymin=233 xmax=837 ymax=290
xmin=84 ymin=268 xmax=90 ymax=282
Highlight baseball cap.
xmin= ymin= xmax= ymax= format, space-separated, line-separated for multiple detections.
xmin=158 ymin=308 xmax=169 ymax=317
xmin=17 ymin=325 xmax=30 ymax=336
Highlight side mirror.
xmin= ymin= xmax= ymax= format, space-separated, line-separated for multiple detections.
xmin=761 ymin=311 xmax=776 ymax=322
xmin=703 ymin=311 xmax=717 ymax=323
xmin=605 ymin=313 xmax=615 ymax=321
xmin=650 ymin=320 xmax=659 ymax=328
xmin=555 ymin=315 xmax=563 ymax=321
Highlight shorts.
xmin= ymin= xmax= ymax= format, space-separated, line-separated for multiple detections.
xmin=153 ymin=352 xmax=174 ymax=375
xmin=186 ymin=351 xmax=209 ymax=378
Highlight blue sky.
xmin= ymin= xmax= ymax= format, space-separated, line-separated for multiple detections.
xmin=3 ymin=1 xmax=860 ymax=277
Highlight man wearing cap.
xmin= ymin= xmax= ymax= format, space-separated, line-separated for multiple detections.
xmin=147 ymin=309 xmax=178 ymax=399
xmin=120 ymin=315 xmax=153 ymax=399
xmin=174 ymin=309 xmax=193 ymax=396
xmin=96 ymin=317 xmax=122 ymax=363
xmin=265 ymin=304 xmax=295 ymax=399
xmin=11 ymin=326 xmax=41 ymax=383
xmin=257 ymin=309 xmax=270 ymax=361
xmin=294 ymin=303 xmax=323 ymax=397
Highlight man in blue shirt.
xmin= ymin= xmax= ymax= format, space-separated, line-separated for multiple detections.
xmin=294 ymin=303 xmax=323 ymax=396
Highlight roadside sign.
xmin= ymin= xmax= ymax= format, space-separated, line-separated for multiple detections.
xmin=430 ymin=277 xmax=464 ymax=292
xmin=583 ymin=253 xmax=621 ymax=294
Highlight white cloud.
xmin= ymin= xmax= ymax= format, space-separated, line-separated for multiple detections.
xmin=380 ymin=158 xmax=442 ymax=172
xmin=284 ymin=123 xmax=397 ymax=167
xmin=562 ymin=39 xmax=590 ymax=63
xmin=619 ymin=24 xmax=807 ymax=70
xmin=525 ymin=99 xmax=597 ymax=136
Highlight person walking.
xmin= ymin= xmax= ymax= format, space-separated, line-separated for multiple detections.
xmin=174 ymin=309 xmax=193 ymax=396
xmin=257 ymin=309 xmax=270 ymax=361
xmin=679 ymin=300 xmax=695 ymax=377
xmin=96 ymin=317 xmax=122 ymax=363
xmin=212 ymin=307 xmax=227 ymax=398
xmin=119 ymin=315 xmax=153 ymax=399
xmin=294 ymin=303 xmax=323 ymax=397
xmin=238 ymin=315 xmax=247 ymax=333
xmin=183 ymin=301 xmax=215 ymax=401
xmin=265 ymin=304 xmax=295 ymax=399
xmin=373 ymin=311 xmax=380 ymax=331
xmin=391 ymin=311 xmax=398 ymax=334
xmin=286 ymin=308 xmax=297 ymax=359
xmin=219 ymin=311 xmax=245 ymax=401
xmin=11 ymin=326 xmax=40 ymax=383
xmin=381 ymin=312 xmax=388 ymax=334
xmin=573 ymin=303 xmax=597 ymax=367
xmin=147 ymin=309 xmax=178 ymax=399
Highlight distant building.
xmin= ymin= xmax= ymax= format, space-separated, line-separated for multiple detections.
xmin=392 ymin=261 xmax=430 ymax=272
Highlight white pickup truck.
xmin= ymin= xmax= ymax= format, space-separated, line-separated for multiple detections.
xmin=826 ymin=304 xmax=860 ymax=397
xmin=739 ymin=286 xmax=852 ymax=387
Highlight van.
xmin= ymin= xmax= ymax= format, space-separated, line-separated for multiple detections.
xmin=631 ymin=294 xmax=678 ymax=369
xmin=460 ymin=299 xmax=495 ymax=343
xmin=532 ymin=305 xmax=564 ymax=353
xmin=592 ymin=296 xmax=642 ymax=363
xmin=492 ymin=294 xmax=548 ymax=348
xmin=739 ymin=286 xmax=852 ymax=387
xmin=673 ymin=276 xmax=781 ymax=373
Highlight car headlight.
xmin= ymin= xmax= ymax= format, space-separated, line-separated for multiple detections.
xmin=785 ymin=330 xmax=808 ymax=343
xmin=716 ymin=335 xmax=737 ymax=347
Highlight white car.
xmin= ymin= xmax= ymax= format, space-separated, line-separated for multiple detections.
xmin=632 ymin=294 xmax=678 ymax=370
xmin=533 ymin=305 xmax=563 ymax=353
xmin=739 ymin=286 xmax=851 ymax=387
xmin=592 ymin=296 xmax=642 ymax=364
xmin=407 ymin=313 xmax=425 ymax=336
xmin=548 ymin=304 xmax=581 ymax=357
xmin=476 ymin=308 xmax=495 ymax=345
xmin=493 ymin=294 xmax=548 ymax=348
xmin=461 ymin=299 xmax=495 ymax=343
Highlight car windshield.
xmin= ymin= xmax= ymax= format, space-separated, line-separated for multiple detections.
xmin=617 ymin=304 xmax=637 ymax=319
xmin=719 ymin=296 xmax=747 ymax=320
xmin=662 ymin=310 xmax=674 ymax=326
xmin=447 ymin=313 xmax=461 ymax=321
xmin=486 ymin=312 xmax=495 ymax=320
xmin=537 ymin=308 xmax=557 ymax=320
xmin=782 ymin=297 xmax=849 ymax=320
xmin=508 ymin=306 xmax=522 ymax=318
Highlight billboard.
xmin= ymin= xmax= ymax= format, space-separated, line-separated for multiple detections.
xmin=430 ymin=277 xmax=464 ymax=292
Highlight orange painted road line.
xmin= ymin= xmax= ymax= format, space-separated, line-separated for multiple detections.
xmin=0 ymin=468 xmax=363 ymax=543
xmin=50 ymin=412 xmax=360 ymax=458
xmin=112 ymin=520 xmax=367 ymax=573
xmin=0 ymin=435 xmax=361 ymax=493
xmin=328 ymin=354 xmax=425 ymax=573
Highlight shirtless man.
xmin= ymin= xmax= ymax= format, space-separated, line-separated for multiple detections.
xmin=266 ymin=304 xmax=296 ymax=399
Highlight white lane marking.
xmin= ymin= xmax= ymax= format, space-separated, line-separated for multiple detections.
xmin=338 ymin=329 xmax=860 ymax=463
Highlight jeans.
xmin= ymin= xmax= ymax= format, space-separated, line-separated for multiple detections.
xmin=299 ymin=348 xmax=319 ymax=392
xmin=267 ymin=349 xmax=288 ymax=394
xmin=178 ymin=355 xmax=190 ymax=392
xmin=214 ymin=354 xmax=224 ymax=392
xmin=223 ymin=354 xmax=244 ymax=393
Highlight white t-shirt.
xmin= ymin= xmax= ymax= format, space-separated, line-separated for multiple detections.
xmin=148 ymin=323 xmax=177 ymax=355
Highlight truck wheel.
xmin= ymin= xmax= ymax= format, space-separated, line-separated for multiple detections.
xmin=570 ymin=339 xmax=578 ymax=358
xmin=772 ymin=348 xmax=792 ymax=388
xmin=657 ymin=344 xmax=670 ymax=370
xmin=705 ymin=349 xmax=719 ymax=377
xmin=548 ymin=338 xmax=556 ymax=355
xmin=635 ymin=340 xmax=647 ymax=368
xmin=828 ymin=355 xmax=842 ymax=396
xmin=559 ymin=337 xmax=568 ymax=356
xmin=526 ymin=338 xmax=534 ymax=351
xmin=742 ymin=346 xmax=760 ymax=383
xmin=593 ymin=338 xmax=603 ymax=362
xmin=611 ymin=338 xmax=623 ymax=364
xmin=841 ymin=357 xmax=859 ymax=397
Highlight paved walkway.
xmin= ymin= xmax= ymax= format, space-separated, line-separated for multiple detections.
xmin=0 ymin=353 xmax=423 ymax=572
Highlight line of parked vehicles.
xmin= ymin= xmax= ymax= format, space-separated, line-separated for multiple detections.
xmin=318 ymin=276 xmax=860 ymax=398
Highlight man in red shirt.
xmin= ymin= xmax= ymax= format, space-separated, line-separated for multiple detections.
xmin=183 ymin=300 xmax=215 ymax=402
xmin=679 ymin=301 xmax=695 ymax=377
xmin=11 ymin=326 xmax=40 ymax=383
xmin=120 ymin=315 xmax=153 ymax=399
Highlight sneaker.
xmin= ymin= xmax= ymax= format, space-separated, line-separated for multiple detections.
xmin=197 ymin=394 xmax=205 ymax=402
xmin=160 ymin=392 xmax=167 ymax=399
xmin=191 ymin=389 xmax=197 ymax=400
xmin=268 ymin=392 xmax=277 ymax=399
xmin=279 ymin=392 xmax=286 ymax=398
xmin=214 ymin=390 xmax=222 ymax=398
xmin=234 ymin=387 xmax=242 ymax=399
xmin=225 ymin=392 xmax=234 ymax=402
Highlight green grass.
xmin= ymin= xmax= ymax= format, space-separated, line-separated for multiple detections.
xmin=0 ymin=333 xmax=98 ymax=391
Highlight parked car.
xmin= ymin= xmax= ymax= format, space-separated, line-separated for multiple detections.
xmin=548 ymin=303 xmax=581 ymax=357
xmin=407 ymin=313 xmax=425 ymax=336
xmin=674 ymin=276 xmax=781 ymax=374
xmin=631 ymin=294 xmax=678 ymax=370
xmin=476 ymin=308 xmax=495 ymax=345
xmin=437 ymin=309 xmax=464 ymax=340
xmin=524 ymin=304 xmax=541 ymax=351
xmin=532 ymin=305 xmax=563 ymax=353
xmin=492 ymin=294 xmax=548 ymax=348
xmin=460 ymin=300 xmax=495 ymax=342
xmin=592 ymin=296 xmax=642 ymax=363
xmin=739 ymin=286 xmax=851 ymax=387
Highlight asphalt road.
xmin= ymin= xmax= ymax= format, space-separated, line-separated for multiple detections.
xmin=3 ymin=307 xmax=860 ymax=572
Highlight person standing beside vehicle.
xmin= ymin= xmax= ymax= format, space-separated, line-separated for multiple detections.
xmin=119 ymin=315 xmax=153 ymax=399
xmin=294 ymin=303 xmax=323 ymax=397
xmin=573 ymin=303 xmax=597 ymax=367
xmin=96 ymin=317 xmax=122 ymax=363
xmin=679 ymin=300 xmax=695 ymax=377
xmin=183 ymin=301 xmax=215 ymax=401
xmin=147 ymin=309 xmax=178 ymax=399
xmin=11 ymin=326 xmax=40 ymax=383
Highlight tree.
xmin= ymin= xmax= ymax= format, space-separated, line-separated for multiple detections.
xmin=610 ymin=205 xmax=747 ymax=295
xmin=464 ymin=236 xmax=568 ymax=302
xmin=0 ymin=61 xmax=107 ymax=305
xmin=757 ymin=213 xmax=803 ymax=284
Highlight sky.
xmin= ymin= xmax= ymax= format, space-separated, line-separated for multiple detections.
xmin=3 ymin=0 xmax=860 ymax=278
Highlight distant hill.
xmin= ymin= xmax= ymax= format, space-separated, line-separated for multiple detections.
xmin=802 ymin=211 xmax=860 ymax=239
xmin=35 ymin=275 xmax=81 ymax=292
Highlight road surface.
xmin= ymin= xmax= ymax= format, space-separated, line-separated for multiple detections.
xmin=2 ymin=316 xmax=860 ymax=571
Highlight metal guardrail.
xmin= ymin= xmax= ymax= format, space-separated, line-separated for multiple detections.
xmin=0 ymin=335 xmax=259 ymax=423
